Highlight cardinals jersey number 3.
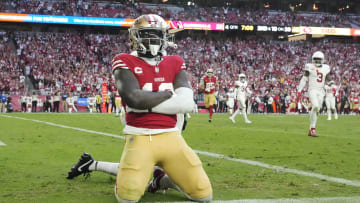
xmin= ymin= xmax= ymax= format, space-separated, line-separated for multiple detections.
xmin=235 ymin=81 xmax=248 ymax=99
xmin=112 ymin=53 xmax=185 ymax=129
xmin=305 ymin=63 xmax=330 ymax=91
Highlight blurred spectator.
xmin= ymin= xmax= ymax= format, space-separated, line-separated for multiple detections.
xmin=31 ymin=91 xmax=38 ymax=112
xmin=62 ymin=91 xmax=68 ymax=112
xmin=0 ymin=91 xmax=6 ymax=113
xmin=6 ymin=96 xmax=13 ymax=113
xmin=20 ymin=93 xmax=26 ymax=112
xmin=43 ymin=94 xmax=52 ymax=112
xmin=53 ymin=91 xmax=60 ymax=112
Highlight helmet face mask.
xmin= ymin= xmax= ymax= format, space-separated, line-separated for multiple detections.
xmin=312 ymin=51 xmax=324 ymax=67
xmin=239 ymin=73 xmax=246 ymax=82
xmin=206 ymin=69 xmax=214 ymax=77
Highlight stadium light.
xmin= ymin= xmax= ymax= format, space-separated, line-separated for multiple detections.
xmin=313 ymin=4 xmax=318 ymax=11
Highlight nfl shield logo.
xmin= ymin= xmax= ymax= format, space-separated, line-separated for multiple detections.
xmin=155 ymin=67 xmax=159 ymax=73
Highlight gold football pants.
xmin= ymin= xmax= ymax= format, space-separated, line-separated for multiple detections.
xmin=204 ymin=93 xmax=215 ymax=108
xmin=115 ymin=131 xmax=212 ymax=201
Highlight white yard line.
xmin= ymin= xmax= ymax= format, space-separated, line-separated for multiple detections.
xmin=0 ymin=140 xmax=6 ymax=146
xmin=2 ymin=115 xmax=360 ymax=188
xmin=195 ymin=151 xmax=360 ymax=187
xmin=0 ymin=115 xmax=124 ymax=140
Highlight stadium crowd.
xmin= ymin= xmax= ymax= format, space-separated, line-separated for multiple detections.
xmin=0 ymin=0 xmax=359 ymax=27
xmin=0 ymin=29 xmax=359 ymax=114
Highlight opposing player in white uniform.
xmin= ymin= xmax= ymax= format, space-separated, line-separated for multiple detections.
xmin=324 ymin=81 xmax=338 ymax=120
xmin=226 ymin=88 xmax=235 ymax=114
xmin=229 ymin=73 xmax=252 ymax=124
xmin=298 ymin=51 xmax=331 ymax=137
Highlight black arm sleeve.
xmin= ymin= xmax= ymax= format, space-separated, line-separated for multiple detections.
xmin=173 ymin=70 xmax=192 ymax=90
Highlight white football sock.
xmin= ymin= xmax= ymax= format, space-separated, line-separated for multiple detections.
xmin=229 ymin=108 xmax=233 ymax=114
xmin=327 ymin=109 xmax=331 ymax=119
xmin=90 ymin=108 xmax=93 ymax=113
xmin=334 ymin=109 xmax=338 ymax=119
xmin=310 ymin=108 xmax=317 ymax=128
xmin=231 ymin=108 xmax=240 ymax=119
xmin=89 ymin=161 xmax=119 ymax=176
xmin=242 ymin=108 xmax=249 ymax=121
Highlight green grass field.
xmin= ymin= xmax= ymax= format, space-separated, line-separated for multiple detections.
xmin=0 ymin=113 xmax=360 ymax=202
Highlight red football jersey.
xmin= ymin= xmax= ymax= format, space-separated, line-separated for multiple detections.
xmin=354 ymin=96 xmax=359 ymax=104
xmin=112 ymin=53 xmax=184 ymax=129
xmin=349 ymin=96 xmax=354 ymax=103
xmin=203 ymin=76 xmax=217 ymax=94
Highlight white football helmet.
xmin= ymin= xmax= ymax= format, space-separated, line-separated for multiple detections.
xmin=206 ymin=69 xmax=214 ymax=77
xmin=129 ymin=14 xmax=176 ymax=56
xmin=312 ymin=51 xmax=324 ymax=67
xmin=239 ymin=73 xmax=246 ymax=82
xmin=229 ymin=88 xmax=234 ymax=92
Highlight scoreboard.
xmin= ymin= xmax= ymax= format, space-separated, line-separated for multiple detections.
xmin=225 ymin=23 xmax=291 ymax=33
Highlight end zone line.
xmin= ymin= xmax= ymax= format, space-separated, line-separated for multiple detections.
xmin=2 ymin=115 xmax=360 ymax=188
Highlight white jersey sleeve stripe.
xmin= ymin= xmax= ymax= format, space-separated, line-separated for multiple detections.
xmin=112 ymin=60 xmax=124 ymax=66
xmin=112 ymin=64 xmax=129 ymax=73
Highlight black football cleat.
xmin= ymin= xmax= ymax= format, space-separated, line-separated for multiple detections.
xmin=67 ymin=153 xmax=94 ymax=179
xmin=147 ymin=167 xmax=168 ymax=193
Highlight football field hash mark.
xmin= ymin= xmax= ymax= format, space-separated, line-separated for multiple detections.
xmin=0 ymin=140 xmax=6 ymax=146
xmin=2 ymin=115 xmax=360 ymax=188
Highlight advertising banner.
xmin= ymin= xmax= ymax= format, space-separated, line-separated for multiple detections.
xmin=77 ymin=98 xmax=89 ymax=106
xmin=294 ymin=26 xmax=351 ymax=36
xmin=0 ymin=13 xmax=134 ymax=27
xmin=169 ymin=21 xmax=224 ymax=31
xmin=351 ymin=29 xmax=360 ymax=36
